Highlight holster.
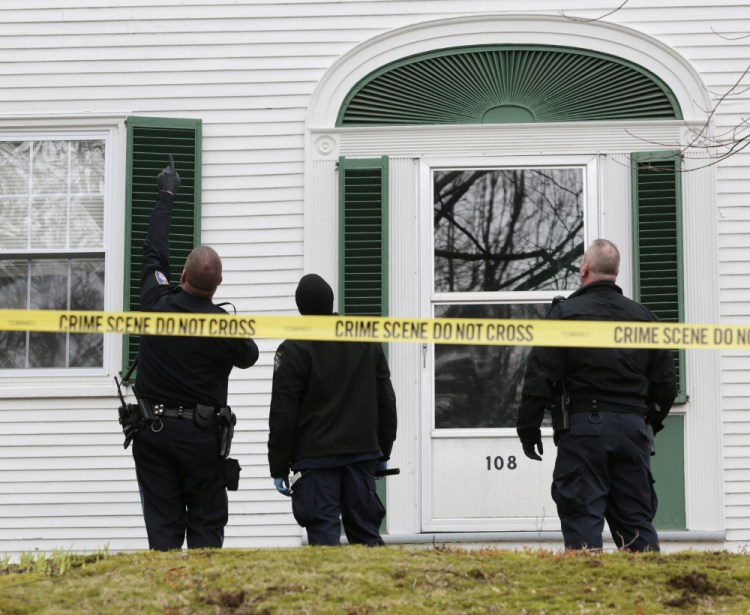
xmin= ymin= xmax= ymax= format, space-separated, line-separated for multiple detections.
xmin=548 ymin=380 xmax=570 ymax=445
xmin=647 ymin=423 xmax=656 ymax=456
xmin=118 ymin=403 xmax=140 ymax=429
xmin=218 ymin=407 xmax=236 ymax=459
xmin=225 ymin=457 xmax=241 ymax=491
xmin=115 ymin=374 xmax=152 ymax=449
xmin=132 ymin=386 xmax=156 ymax=420
xmin=194 ymin=404 xmax=217 ymax=429
xmin=118 ymin=403 xmax=143 ymax=449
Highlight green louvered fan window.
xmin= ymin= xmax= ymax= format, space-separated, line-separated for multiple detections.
xmin=632 ymin=151 xmax=685 ymax=403
xmin=338 ymin=45 xmax=681 ymax=126
xmin=123 ymin=117 xmax=202 ymax=374
xmin=338 ymin=157 xmax=389 ymax=316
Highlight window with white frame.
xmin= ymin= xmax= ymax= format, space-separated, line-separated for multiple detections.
xmin=0 ymin=137 xmax=106 ymax=370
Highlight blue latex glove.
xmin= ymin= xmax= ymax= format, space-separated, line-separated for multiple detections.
xmin=375 ymin=460 xmax=387 ymax=480
xmin=274 ymin=477 xmax=292 ymax=496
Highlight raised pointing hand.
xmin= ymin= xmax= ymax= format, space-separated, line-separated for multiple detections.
xmin=157 ymin=154 xmax=181 ymax=194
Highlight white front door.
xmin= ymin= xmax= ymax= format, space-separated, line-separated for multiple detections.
xmin=419 ymin=157 xmax=597 ymax=532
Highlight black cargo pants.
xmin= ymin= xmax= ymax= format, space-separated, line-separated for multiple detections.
xmin=290 ymin=459 xmax=386 ymax=546
xmin=132 ymin=416 xmax=227 ymax=550
xmin=551 ymin=410 xmax=659 ymax=551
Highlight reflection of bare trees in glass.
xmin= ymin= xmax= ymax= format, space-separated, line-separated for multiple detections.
xmin=70 ymin=260 xmax=105 ymax=367
xmin=0 ymin=138 xmax=106 ymax=369
xmin=433 ymin=168 xmax=584 ymax=428
xmin=29 ymin=260 xmax=67 ymax=368
xmin=0 ymin=260 xmax=29 ymax=368
xmin=434 ymin=303 xmax=548 ymax=428
xmin=0 ymin=258 xmax=104 ymax=368
xmin=0 ymin=142 xmax=30 ymax=195
xmin=434 ymin=169 xmax=584 ymax=293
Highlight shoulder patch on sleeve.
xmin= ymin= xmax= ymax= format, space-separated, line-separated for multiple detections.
xmin=273 ymin=350 xmax=283 ymax=373
xmin=154 ymin=270 xmax=169 ymax=286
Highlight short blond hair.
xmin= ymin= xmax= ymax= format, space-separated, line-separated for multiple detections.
xmin=584 ymin=239 xmax=620 ymax=276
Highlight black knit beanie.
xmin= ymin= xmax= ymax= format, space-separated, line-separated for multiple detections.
xmin=295 ymin=273 xmax=334 ymax=315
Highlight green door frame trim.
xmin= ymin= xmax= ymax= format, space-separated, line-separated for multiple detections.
xmin=651 ymin=415 xmax=687 ymax=530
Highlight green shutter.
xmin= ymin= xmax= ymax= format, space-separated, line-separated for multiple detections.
xmin=338 ymin=157 xmax=389 ymax=529
xmin=338 ymin=157 xmax=389 ymax=317
xmin=631 ymin=151 xmax=685 ymax=404
xmin=338 ymin=46 xmax=681 ymax=126
xmin=123 ymin=117 xmax=202 ymax=374
xmin=632 ymin=152 xmax=687 ymax=530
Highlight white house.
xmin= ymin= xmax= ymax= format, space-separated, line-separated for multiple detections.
xmin=0 ymin=1 xmax=748 ymax=555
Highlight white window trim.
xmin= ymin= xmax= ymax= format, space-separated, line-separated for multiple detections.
xmin=0 ymin=118 xmax=127 ymax=397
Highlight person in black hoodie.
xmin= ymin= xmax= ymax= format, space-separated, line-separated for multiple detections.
xmin=132 ymin=158 xmax=259 ymax=550
xmin=268 ymin=274 xmax=398 ymax=546
xmin=517 ymin=239 xmax=676 ymax=551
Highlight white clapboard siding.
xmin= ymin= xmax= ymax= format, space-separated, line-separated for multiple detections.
xmin=0 ymin=1 xmax=749 ymax=556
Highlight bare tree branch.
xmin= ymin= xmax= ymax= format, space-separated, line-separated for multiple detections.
xmin=560 ymin=0 xmax=629 ymax=23
xmin=619 ymin=60 xmax=750 ymax=171
xmin=710 ymin=27 xmax=750 ymax=41
xmin=558 ymin=4 xmax=750 ymax=171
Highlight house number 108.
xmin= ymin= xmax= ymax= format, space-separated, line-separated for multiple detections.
xmin=486 ymin=455 xmax=517 ymax=470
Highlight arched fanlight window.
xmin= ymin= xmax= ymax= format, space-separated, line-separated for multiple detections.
xmin=337 ymin=45 xmax=682 ymax=126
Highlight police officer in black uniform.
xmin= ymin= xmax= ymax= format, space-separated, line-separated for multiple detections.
xmin=517 ymin=238 xmax=676 ymax=551
xmin=267 ymin=274 xmax=398 ymax=546
xmin=131 ymin=158 xmax=259 ymax=551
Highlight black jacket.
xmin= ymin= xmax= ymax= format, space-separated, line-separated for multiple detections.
xmin=517 ymin=281 xmax=676 ymax=442
xmin=136 ymin=191 xmax=259 ymax=407
xmin=267 ymin=338 xmax=398 ymax=478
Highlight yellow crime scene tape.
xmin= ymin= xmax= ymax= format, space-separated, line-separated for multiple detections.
xmin=0 ymin=308 xmax=748 ymax=349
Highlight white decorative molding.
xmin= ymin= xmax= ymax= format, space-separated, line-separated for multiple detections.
xmin=307 ymin=14 xmax=711 ymax=130
xmin=303 ymin=13 xmax=722 ymax=536
xmin=313 ymin=134 xmax=339 ymax=158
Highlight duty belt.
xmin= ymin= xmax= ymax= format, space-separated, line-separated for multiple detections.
xmin=569 ymin=399 xmax=647 ymax=415
xmin=160 ymin=407 xmax=196 ymax=420
xmin=148 ymin=401 xmax=197 ymax=420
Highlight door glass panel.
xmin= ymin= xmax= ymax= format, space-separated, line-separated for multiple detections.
xmin=434 ymin=168 xmax=584 ymax=292
xmin=434 ymin=303 xmax=549 ymax=428
xmin=433 ymin=166 xmax=585 ymax=431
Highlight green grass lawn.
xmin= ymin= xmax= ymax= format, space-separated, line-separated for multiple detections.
xmin=2 ymin=546 xmax=750 ymax=614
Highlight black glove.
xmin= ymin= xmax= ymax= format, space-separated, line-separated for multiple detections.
xmin=521 ymin=430 xmax=544 ymax=461
xmin=122 ymin=423 xmax=140 ymax=449
xmin=157 ymin=155 xmax=180 ymax=194
xmin=646 ymin=402 xmax=667 ymax=435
